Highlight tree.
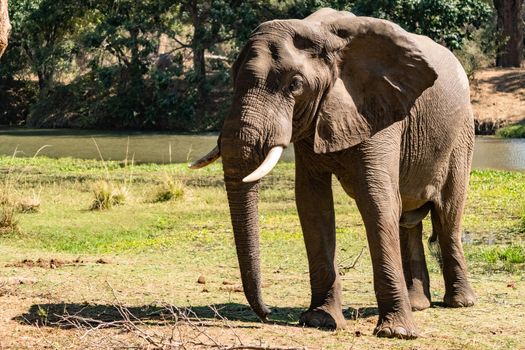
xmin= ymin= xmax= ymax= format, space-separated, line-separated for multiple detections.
xmin=351 ymin=0 xmax=492 ymax=50
xmin=5 ymin=0 xmax=89 ymax=93
xmin=79 ymin=0 xmax=179 ymax=128
xmin=0 ymin=0 xmax=9 ymax=57
xmin=175 ymin=1 xmax=281 ymax=128
xmin=494 ymin=0 xmax=524 ymax=67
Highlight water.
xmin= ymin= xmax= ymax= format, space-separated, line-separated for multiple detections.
xmin=0 ymin=129 xmax=524 ymax=171
xmin=472 ymin=137 xmax=525 ymax=171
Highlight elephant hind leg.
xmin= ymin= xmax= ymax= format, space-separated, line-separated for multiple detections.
xmin=431 ymin=150 xmax=476 ymax=308
xmin=400 ymin=221 xmax=431 ymax=311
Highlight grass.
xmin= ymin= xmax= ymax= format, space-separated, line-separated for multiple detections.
xmin=496 ymin=123 xmax=525 ymax=138
xmin=90 ymin=180 xmax=129 ymax=210
xmin=153 ymin=173 xmax=186 ymax=202
xmin=0 ymin=203 xmax=18 ymax=234
xmin=0 ymin=155 xmax=524 ymax=349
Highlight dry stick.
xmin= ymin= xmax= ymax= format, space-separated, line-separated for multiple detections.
xmin=176 ymin=305 xmax=222 ymax=348
xmin=209 ymin=305 xmax=244 ymax=347
xmin=340 ymin=247 xmax=366 ymax=271
xmin=53 ymin=281 xmax=307 ymax=350
xmin=33 ymin=320 xmax=61 ymax=350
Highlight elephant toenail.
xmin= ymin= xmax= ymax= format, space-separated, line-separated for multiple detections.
xmin=394 ymin=327 xmax=408 ymax=338
xmin=376 ymin=327 xmax=392 ymax=338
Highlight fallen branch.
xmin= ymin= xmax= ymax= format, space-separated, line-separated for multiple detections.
xmin=339 ymin=247 xmax=366 ymax=274
xmin=47 ymin=281 xmax=307 ymax=350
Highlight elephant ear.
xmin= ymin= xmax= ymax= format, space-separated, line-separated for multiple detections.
xmin=314 ymin=17 xmax=438 ymax=154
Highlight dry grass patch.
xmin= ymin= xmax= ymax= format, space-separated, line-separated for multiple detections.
xmin=153 ymin=174 xmax=186 ymax=203
xmin=0 ymin=203 xmax=19 ymax=234
xmin=17 ymin=190 xmax=41 ymax=213
xmin=90 ymin=180 xmax=130 ymax=210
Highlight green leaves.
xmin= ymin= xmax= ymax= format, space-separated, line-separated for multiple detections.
xmin=1 ymin=0 xmax=494 ymax=131
xmin=351 ymin=0 xmax=492 ymax=49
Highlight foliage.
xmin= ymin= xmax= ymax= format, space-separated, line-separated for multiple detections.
xmin=1 ymin=0 xmax=91 ymax=90
xmin=1 ymin=0 xmax=495 ymax=131
xmin=154 ymin=174 xmax=186 ymax=202
xmin=496 ymin=123 xmax=525 ymax=138
xmin=90 ymin=180 xmax=129 ymax=210
xmin=0 ymin=203 xmax=18 ymax=235
xmin=468 ymin=245 xmax=525 ymax=272
xmin=351 ymin=0 xmax=493 ymax=49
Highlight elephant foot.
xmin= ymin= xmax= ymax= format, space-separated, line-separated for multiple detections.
xmin=299 ymin=307 xmax=346 ymax=330
xmin=444 ymin=286 xmax=476 ymax=308
xmin=408 ymin=289 xmax=431 ymax=311
xmin=374 ymin=311 xmax=417 ymax=339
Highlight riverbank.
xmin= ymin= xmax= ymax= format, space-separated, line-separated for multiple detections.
xmin=1 ymin=130 xmax=525 ymax=170
xmin=0 ymin=156 xmax=524 ymax=349
xmin=471 ymin=67 xmax=525 ymax=135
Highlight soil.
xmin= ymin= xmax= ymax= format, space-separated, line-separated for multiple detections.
xmin=5 ymin=258 xmax=110 ymax=269
xmin=470 ymin=66 xmax=525 ymax=134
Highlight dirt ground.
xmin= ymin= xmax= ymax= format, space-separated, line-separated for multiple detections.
xmin=471 ymin=66 xmax=525 ymax=131
xmin=0 ymin=250 xmax=523 ymax=350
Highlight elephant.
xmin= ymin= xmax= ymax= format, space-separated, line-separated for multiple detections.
xmin=0 ymin=0 xmax=10 ymax=57
xmin=191 ymin=8 xmax=476 ymax=339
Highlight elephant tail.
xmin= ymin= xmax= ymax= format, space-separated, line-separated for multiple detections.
xmin=428 ymin=218 xmax=443 ymax=270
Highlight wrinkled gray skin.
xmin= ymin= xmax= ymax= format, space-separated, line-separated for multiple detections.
xmin=0 ymin=0 xmax=10 ymax=57
xmin=218 ymin=8 xmax=475 ymax=339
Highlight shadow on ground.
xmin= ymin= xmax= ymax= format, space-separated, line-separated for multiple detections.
xmin=14 ymin=303 xmax=300 ymax=329
xmin=481 ymin=71 xmax=525 ymax=94
xmin=15 ymin=302 xmax=384 ymax=329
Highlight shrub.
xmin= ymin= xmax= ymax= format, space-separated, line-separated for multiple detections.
xmin=17 ymin=191 xmax=41 ymax=213
xmin=90 ymin=181 xmax=129 ymax=210
xmin=0 ymin=204 xmax=19 ymax=235
xmin=496 ymin=124 xmax=525 ymax=138
xmin=154 ymin=175 xmax=186 ymax=203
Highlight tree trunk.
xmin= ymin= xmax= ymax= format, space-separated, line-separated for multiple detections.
xmin=0 ymin=0 xmax=10 ymax=57
xmin=187 ymin=0 xmax=209 ymax=128
xmin=494 ymin=0 xmax=524 ymax=67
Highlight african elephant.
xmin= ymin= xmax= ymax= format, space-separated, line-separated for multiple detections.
xmin=0 ymin=0 xmax=10 ymax=57
xmin=191 ymin=8 xmax=476 ymax=339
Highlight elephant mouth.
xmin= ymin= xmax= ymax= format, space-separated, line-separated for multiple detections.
xmin=190 ymin=144 xmax=284 ymax=183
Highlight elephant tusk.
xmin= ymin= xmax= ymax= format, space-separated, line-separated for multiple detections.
xmin=242 ymin=146 xmax=283 ymax=183
xmin=189 ymin=146 xmax=220 ymax=169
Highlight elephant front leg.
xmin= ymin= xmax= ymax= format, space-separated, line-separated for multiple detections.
xmin=295 ymin=159 xmax=345 ymax=329
xmin=355 ymin=186 xmax=417 ymax=339
xmin=400 ymin=222 xmax=431 ymax=311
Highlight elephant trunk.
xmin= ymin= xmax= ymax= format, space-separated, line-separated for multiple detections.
xmin=225 ymin=180 xmax=270 ymax=320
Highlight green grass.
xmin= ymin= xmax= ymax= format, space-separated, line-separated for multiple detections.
xmin=0 ymin=155 xmax=524 ymax=349
xmin=0 ymin=156 xmax=523 ymax=265
xmin=496 ymin=123 xmax=525 ymax=138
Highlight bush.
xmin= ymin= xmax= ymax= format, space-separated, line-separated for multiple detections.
xmin=17 ymin=192 xmax=41 ymax=213
xmin=90 ymin=181 xmax=129 ymax=210
xmin=0 ymin=204 xmax=19 ymax=235
xmin=154 ymin=175 xmax=186 ymax=203
xmin=0 ymin=80 xmax=38 ymax=126
xmin=496 ymin=124 xmax=525 ymax=138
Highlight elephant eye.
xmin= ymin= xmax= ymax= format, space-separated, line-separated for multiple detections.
xmin=288 ymin=76 xmax=304 ymax=96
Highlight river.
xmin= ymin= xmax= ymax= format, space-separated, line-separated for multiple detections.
xmin=0 ymin=129 xmax=524 ymax=171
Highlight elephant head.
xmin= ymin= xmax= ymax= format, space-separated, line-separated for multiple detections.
xmin=0 ymin=0 xmax=10 ymax=57
xmin=191 ymin=8 xmax=437 ymax=320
